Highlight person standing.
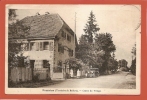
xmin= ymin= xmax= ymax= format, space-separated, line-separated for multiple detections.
xmin=85 ymin=71 xmax=88 ymax=78
xmin=70 ymin=69 xmax=73 ymax=78
xmin=77 ymin=69 xmax=80 ymax=78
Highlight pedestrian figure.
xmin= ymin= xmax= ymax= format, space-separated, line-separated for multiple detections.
xmin=77 ymin=69 xmax=80 ymax=78
xmin=70 ymin=69 xmax=73 ymax=78
xmin=85 ymin=71 xmax=88 ymax=78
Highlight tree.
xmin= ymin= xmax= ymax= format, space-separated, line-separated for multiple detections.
xmin=107 ymin=57 xmax=118 ymax=73
xmin=83 ymin=11 xmax=100 ymax=43
xmin=9 ymin=9 xmax=17 ymax=20
xmin=64 ymin=57 xmax=84 ymax=78
xmin=118 ymin=59 xmax=128 ymax=68
xmin=9 ymin=20 xmax=30 ymax=38
xmin=131 ymin=43 xmax=136 ymax=56
xmin=130 ymin=44 xmax=136 ymax=75
xmin=8 ymin=9 xmax=18 ymax=24
xmin=77 ymin=11 xmax=102 ymax=68
xmin=8 ymin=18 xmax=30 ymax=68
xmin=8 ymin=9 xmax=30 ymax=84
xmin=76 ymin=34 xmax=91 ymax=64
xmin=77 ymin=11 xmax=116 ymax=75
xmin=130 ymin=58 xmax=136 ymax=75
xmin=94 ymin=33 xmax=116 ymax=74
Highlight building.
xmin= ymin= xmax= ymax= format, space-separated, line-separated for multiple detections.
xmin=9 ymin=13 xmax=78 ymax=80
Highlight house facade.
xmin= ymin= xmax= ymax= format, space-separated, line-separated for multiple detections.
xmin=9 ymin=14 xmax=78 ymax=80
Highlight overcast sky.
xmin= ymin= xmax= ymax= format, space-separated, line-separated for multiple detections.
xmin=8 ymin=4 xmax=141 ymax=66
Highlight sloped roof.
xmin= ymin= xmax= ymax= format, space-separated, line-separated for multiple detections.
xmin=9 ymin=14 xmax=78 ymax=47
xmin=20 ymin=14 xmax=65 ymax=38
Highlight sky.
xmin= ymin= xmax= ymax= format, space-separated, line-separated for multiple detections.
xmin=8 ymin=4 xmax=141 ymax=66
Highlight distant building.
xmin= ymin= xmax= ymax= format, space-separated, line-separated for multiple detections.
xmin=9 ymin=14 xmax=78 ymax=80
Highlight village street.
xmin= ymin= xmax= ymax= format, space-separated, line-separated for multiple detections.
xmin=41 ymin=71 xmax=136 ymax=89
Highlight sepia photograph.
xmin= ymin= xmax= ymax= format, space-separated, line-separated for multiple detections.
xmin=5 ymin=4 xmax=141 ymax=94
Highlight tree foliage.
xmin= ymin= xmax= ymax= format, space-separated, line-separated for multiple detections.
xmin=94 ymin=33 xmax=116 ymax=52
xmin=130 ymin=44 xmax=136 ymax=75
xmin=77 ymin=11 xmax=117 ymax=74
xmin=94 ymin=33 xmax=116 ymax=74
xmin=76 ymin=34 xmax=92 ymax=64
xmin=9 ymin=21 xmax=30 ymax=38
xmin=131 ymin=43 xmax=136 ymax=56
xmin=107 ymin=57 xmax=118 ymax=72
xmin=118 ymin=59 xmax=128 ymax=68
xmin=8 ymin=9 xmax=30 ymax=68
xmin=64 ymin=57 xmax=83 ymax=69
xmin=130 ymin=58 xmax=136 ymax=75
xmin=83 ymin=11 xmax=100 ymax=43
xmin=8 ymin=9 xmax=17 ymax=21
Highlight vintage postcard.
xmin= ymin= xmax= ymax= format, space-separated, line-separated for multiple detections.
xmin=5 ymin=4 xmax=141 ymax=95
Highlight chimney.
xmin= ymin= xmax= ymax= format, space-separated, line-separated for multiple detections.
xmin=36 ymin=12 xmax=40 ymax=15
xmin=45 ymin=12 xmax=50 ymax=15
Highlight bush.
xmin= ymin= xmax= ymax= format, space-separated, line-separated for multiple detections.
xmin=33 ymin=73 xmax=40 ymax=82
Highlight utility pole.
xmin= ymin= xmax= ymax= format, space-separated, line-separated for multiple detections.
xmin=74 ymin=12 xmax=76 ymax=58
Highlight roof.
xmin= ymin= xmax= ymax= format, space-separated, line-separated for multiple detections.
xmin=9 ymin=13 xmax=78 ymax=47
xmin=20 ymin=14 xmax=73 ymax=38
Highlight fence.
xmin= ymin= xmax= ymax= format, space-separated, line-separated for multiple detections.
xmin=10 ymin=67 xmax=50 ymax=83
xmin=10 ymin=67 xmax=32 ymax=83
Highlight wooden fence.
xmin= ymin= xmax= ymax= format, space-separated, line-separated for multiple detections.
xmin=10 ymin=67 xmax=32 ymax=83
xmin=10 ymin=67 xmax=50 ymax=83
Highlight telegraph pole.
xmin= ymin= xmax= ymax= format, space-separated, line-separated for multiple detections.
xmin=74 ymin=12 xmax=76 ymax=58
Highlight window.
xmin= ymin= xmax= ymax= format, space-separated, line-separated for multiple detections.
xmin=68 ymin=49 xmax=73 ymax=57
xmin=30 ymin=42 xmax=39 ymax=51
xmin=30 ymin=42 xmax=36 ymax=51
xmin=31 ymin=60 xmax=50 ymax=68
xmin=58 ymin=44 xmax=64 ymax=53
xmin=43 ymin=60 xmax=50 ymax=68
xmin=44 ymin=42 xmax=49 ymax=50
xmin=58 ymin=61 xmax=62 ymax=67
xmin=30 ymin=60 xmax=35 ymax=68
xmin=30 ymin=41 xmax=52 ymax=51
xmin=61 ymin=30 xmax=66 ymax=38
xmin=67 ymin=34 xmax=71 ymax=42
xmin=34 ymin=60 xmax=43 ymax=68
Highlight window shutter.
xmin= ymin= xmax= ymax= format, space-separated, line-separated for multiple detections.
xmin=49 ymin=42 xmax=53 ymax=51
xmin=36 ymin=42 xmax=39 ymax=51
xmin=40 ymin=42 xmax=43 ymax=51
